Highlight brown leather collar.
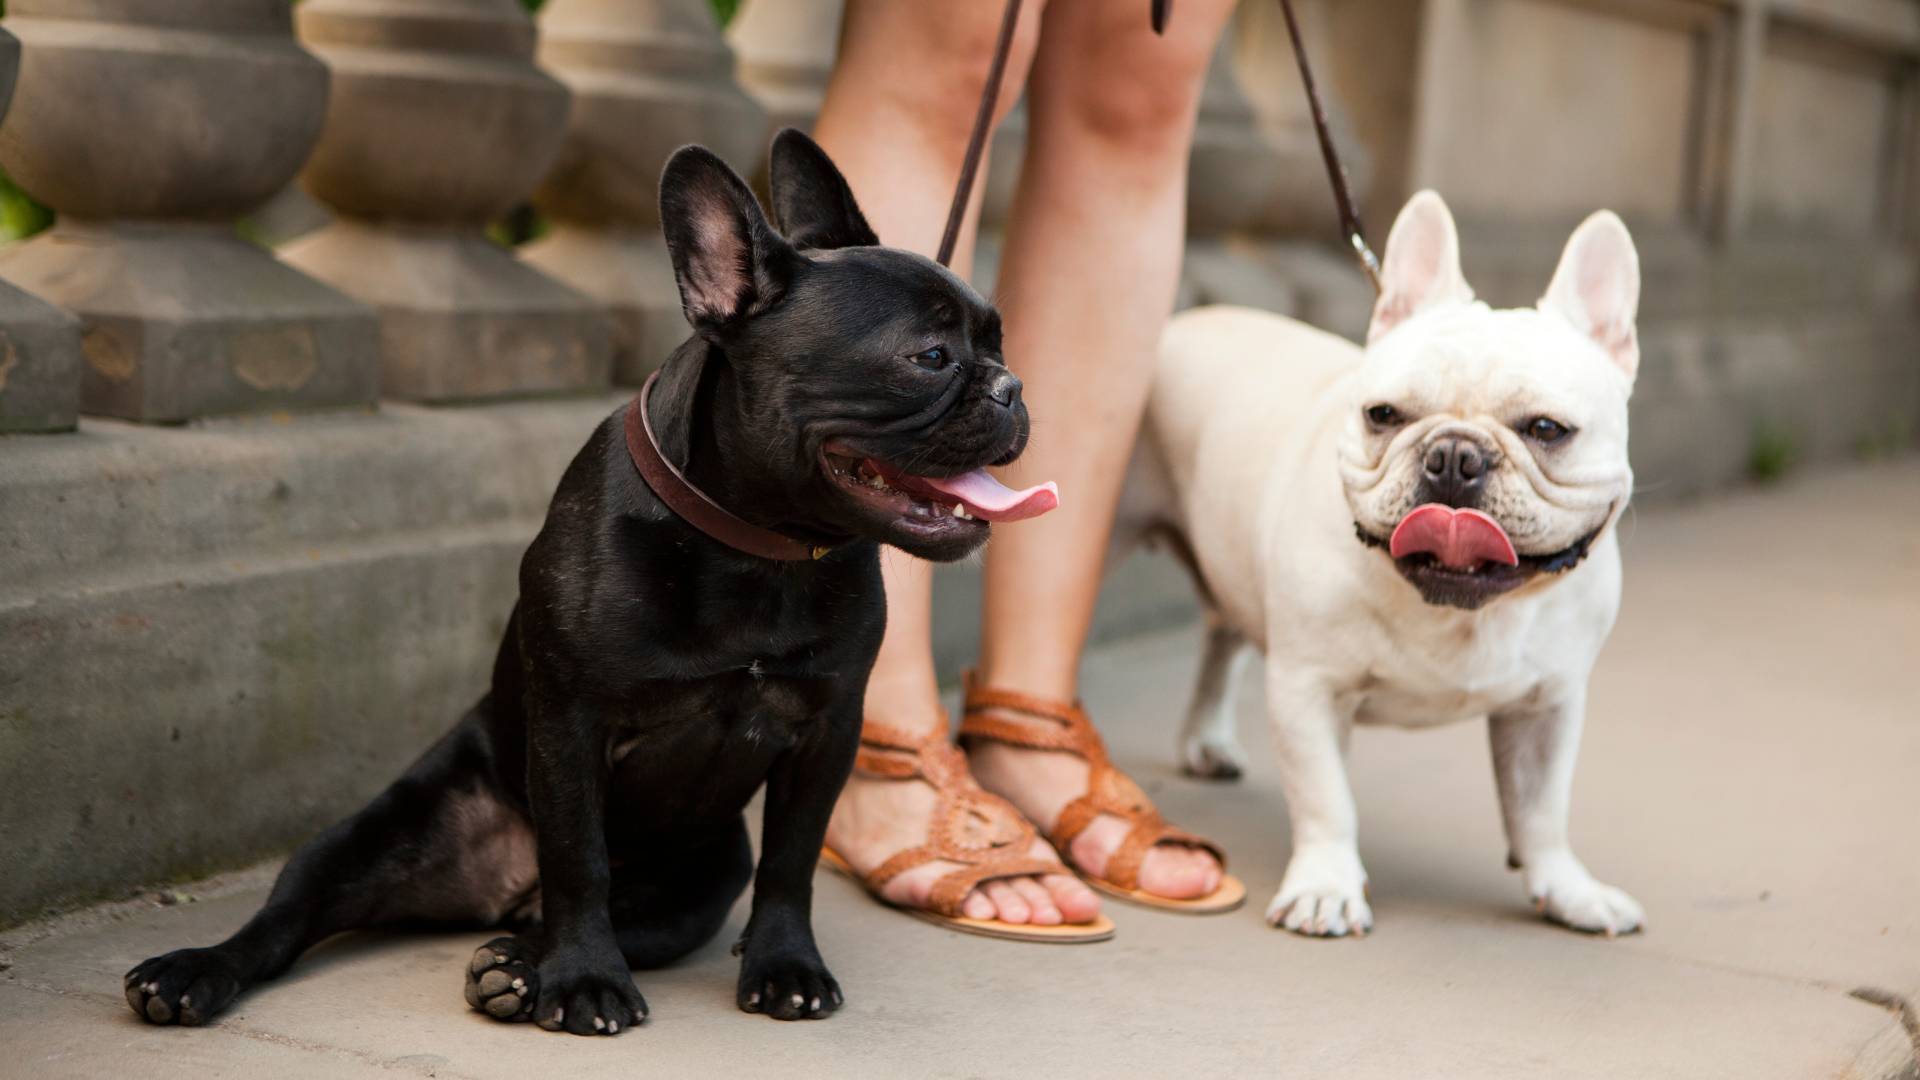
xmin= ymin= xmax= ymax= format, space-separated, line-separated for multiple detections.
xmin=625 ymin=370 xmax=836 ymax=562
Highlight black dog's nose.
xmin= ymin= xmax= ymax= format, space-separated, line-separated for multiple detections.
xmin=1421 ymin=436 xmax=1492 ymax=507
xmin=986 ymin=370 xmax=1022 ymax=408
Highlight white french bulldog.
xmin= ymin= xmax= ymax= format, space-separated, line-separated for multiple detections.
xmin=1119 ymin=191 xmax=1645 ymax=937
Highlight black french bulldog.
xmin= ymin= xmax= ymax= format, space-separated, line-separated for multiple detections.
xmin=122 ymin=130 xmax=1053 ymax=1033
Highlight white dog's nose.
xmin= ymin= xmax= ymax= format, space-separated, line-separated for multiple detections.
xmin=1422 ymin=436 xmax=1491 ymax=507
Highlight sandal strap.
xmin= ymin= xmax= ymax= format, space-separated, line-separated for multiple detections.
xmin=959 ymin=672 xmax=1229 ymax=892
xmin=842 ymin=715 xmax=1053 ymax=918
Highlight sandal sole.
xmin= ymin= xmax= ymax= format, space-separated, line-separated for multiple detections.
xmin=819 ymin=848 xmax=1117 ymax=944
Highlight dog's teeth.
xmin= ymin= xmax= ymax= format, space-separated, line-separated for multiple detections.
xmin=952 ymin=504 xmax=970 ymax=520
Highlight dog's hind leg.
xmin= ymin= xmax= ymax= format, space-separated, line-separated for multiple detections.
xmin=125 ymin=703 xmax=535 ymax=1027
xmin=1180 ymin=612 xmax=1255 ymax=780
xmin=465 ymin=814 xmax=754 ymax=1026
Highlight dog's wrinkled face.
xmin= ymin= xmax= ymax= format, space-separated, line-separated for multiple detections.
xmin=1339 ymin=192 xmax=1641 ymax=609
xmin=659 ymin=131 xmax=1054 ymax=562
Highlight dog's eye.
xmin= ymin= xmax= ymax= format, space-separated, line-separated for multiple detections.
xmin=1364 ymin=404 xmax=1403 ymax=428
xmin=909 ymin=347 xmax=948 ymax=371
xmin=1523 ymin=416 xmax=1573 ymax=444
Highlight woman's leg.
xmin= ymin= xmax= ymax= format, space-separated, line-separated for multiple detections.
xmin=967 ymin=0 xmax=1238 ymax=899
xmin=812 ymin=0 xmax=1098 ymax=925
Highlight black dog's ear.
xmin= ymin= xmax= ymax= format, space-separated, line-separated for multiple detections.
xmin=768 ymin=128 xmax=880 ymax=251
xmin=659 ymin=145 xmax=795 ymax=334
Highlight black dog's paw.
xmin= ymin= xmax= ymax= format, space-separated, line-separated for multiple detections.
xmin=124 ymin=947 xmax=243 ymax=1026
xmin=465 ymin=937 xmax=540 ymax=1022
xmin=529 ymin=947 xmax=647 ymax=1036
xmin=737 ymin=952 xmax=842 ymax=1021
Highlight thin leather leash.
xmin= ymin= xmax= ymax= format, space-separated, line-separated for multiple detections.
xmin=1274 ymin=0 xmax=1381 ymax=293
xmin=626 ymin=0 xmax=1035 ymax=561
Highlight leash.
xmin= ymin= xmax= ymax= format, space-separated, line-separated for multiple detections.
xmin=937 ymin=0 xmax=1378 ymax=293
xmin=1274 ymin=0 xmax=1381 ymax=292
xmin=936 ymin=0 xmax=1026 ymax=267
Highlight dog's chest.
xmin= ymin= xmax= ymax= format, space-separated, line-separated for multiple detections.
xmin=1349 ymin=622 xmax=1543 ymax=728
xmin=605 ymin=666 xmax=842 ymax=817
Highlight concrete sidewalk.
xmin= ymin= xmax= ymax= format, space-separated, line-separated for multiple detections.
xmin=2 ymin=459 xmax=1916 ymax=1079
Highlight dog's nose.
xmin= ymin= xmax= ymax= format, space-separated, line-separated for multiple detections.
xmin=1421 ymin=436 xmax=1491 ymax=507
xmin=986 ymin=370 xmax=1022 ymax=409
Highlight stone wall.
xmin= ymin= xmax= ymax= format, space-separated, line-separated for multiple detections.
xmin=0 ymin=0 xmax=1914 ymax=925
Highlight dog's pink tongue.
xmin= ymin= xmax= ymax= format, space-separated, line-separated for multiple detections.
xmin=916 ymin=469 xmax=1059 ymax=522
xmin=1389 ymin=504 xmax=1518 ymax=570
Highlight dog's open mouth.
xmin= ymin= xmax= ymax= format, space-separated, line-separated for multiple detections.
xmin=822 ymin=444 xmax=1058 ymax=533
xmin=1358 ymin=504 xmax=1604 ymax=609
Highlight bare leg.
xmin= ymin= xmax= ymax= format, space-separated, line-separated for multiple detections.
xmin=813 ymin=0 xmax=1098 ymax=926
xmin=966 ymin=0 xmax=1238 ymax=900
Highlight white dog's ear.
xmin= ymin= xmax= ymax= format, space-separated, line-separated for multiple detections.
xmin=1540 ymin=210 xmax=1640 ymax=381
xmin=1368 ymin=190 xmax=1473 ymax=344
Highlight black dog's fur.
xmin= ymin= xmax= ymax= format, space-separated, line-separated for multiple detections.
xmin=122 ymin=131 xmax=1028 ymax=1033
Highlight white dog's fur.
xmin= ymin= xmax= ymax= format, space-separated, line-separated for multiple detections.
xmin=1117 ymin=192 xmax=1645 ymax=937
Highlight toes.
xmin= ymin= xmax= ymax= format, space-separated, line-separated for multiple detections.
xmin=982 ymin=880 xmax=1030 ymax=924
xmin=1009 ymin=877 xmax=1062 ymax=925
xmin=124 ymin=949 xmax=242 ymax=1027
xmin=961 ymin=890 xmax=996 ymax=921
xmin=1138 ymin=845 xmax=1219 ymax=900
xmin=465 ymin=939 xmax=537 ymax=1023
xmin=737 ymin=959 xmax=842 ymax=1021
xmin=1042 ymin=874 xmax=1103 ymax=924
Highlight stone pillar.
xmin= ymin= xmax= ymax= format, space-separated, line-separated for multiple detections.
xmin=0 ymin=25 xmax=81 ymax=434
xmin=522 ymin=0 xmax=765 ymax=383
xmin=284 ymin=0 xmax=612 ymax=402
xmin=0 ymin=1 xmax=377 ymax=424
xmin=726 ymin=0 xmax=840 ymax=136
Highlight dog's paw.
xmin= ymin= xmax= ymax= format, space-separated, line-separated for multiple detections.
xmin=1523 ymin=852 xmax=1644 ymax=937
xmin=1180 ymin=733 xmax=1248 ymax=782
xmin=124 ymin=947 xmax=244 ymax=1026
xmin=738 ymin=952 xmax=842 ymax=1021
xmin=528 ymin=946 xmax=647 ymax=1035
xmin=465 ymin=937 xmax=541 ymax=1022
xmin=1266 ymin=845 xmax=1372 ymax=937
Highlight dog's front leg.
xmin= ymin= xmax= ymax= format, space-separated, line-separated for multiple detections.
xmin=1264 ymin=666 xmax=1372 ymax=937
xmin=523 ymin=689 xmax=649 ymax=1033
xmin=736 ymin=700 xmax=859 ymax=1021
xmin=1490 ymin=690 xmax=1644 ymax=936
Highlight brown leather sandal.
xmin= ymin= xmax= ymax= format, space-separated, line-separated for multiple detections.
xmin=819 ymin=717 xmax=1117 ymax=943
xmin=960 ymin=673 xmax=1246 ymax=914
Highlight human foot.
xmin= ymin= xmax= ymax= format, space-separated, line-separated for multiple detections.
xmin=824 ymin=721 xmax=1101 ymax=926
xmin=960 ymin=680 xmax=1228 ymax=903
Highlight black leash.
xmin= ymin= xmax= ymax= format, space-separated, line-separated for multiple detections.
xmin=936 ymin=0 xmax=1026 ymax=267
xmin=1275 ymin=0 xmax=1380 ymax=292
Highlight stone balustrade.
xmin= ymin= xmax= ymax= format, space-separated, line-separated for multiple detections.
xmin=0 ymin=0 xmax=377 ymax=424
xmin=523 ymin=0 xmax=765 ymax=382
xmin=0 ymin=0 xmax=1908 ymax=474
xmin=0 ymin=25 xmax=79 ymax=434
xmin=283 ymin=0 xmax=611 ymax=402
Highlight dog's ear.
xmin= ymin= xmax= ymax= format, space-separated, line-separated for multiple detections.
xmin=1368 ymin=190 xmax=1474 ymax=344
xmin=1540 ymin=210 xmax=1640 ymax=382
xmin=768 ymin=128 xmax=879 ymax=251
xmin=659 ymin=145 xmax=796 ymax=335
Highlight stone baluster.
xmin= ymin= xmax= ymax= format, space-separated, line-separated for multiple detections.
xmin=0 ymin=1 xmax=377 ymax=423
xmin=725 ymin=0 xmax=841 ymax=138
xmin=0 ymin=25 xmax=80 ymax=433
xmin=522 ymin=0 xmax=766 ymax=382
xmin=283 ymin=0 xmax=611 ymax=402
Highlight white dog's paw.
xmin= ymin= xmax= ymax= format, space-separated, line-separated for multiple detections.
xmin=1180 ymin=731 xmax=1249 ymax=781
xmin=1266 ymin=845 xmax=1372 ymax=937
xmin=1523 ymin=852 xmax=1644 ymax=937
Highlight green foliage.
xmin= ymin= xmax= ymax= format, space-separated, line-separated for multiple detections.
xmin=1748 ymin=420 xmax=1800 ymax=485
xmin=0 ymin=171 xmax=51 ymax=246
xmin=1851 ymin=413 xmax=1915 ymax=461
